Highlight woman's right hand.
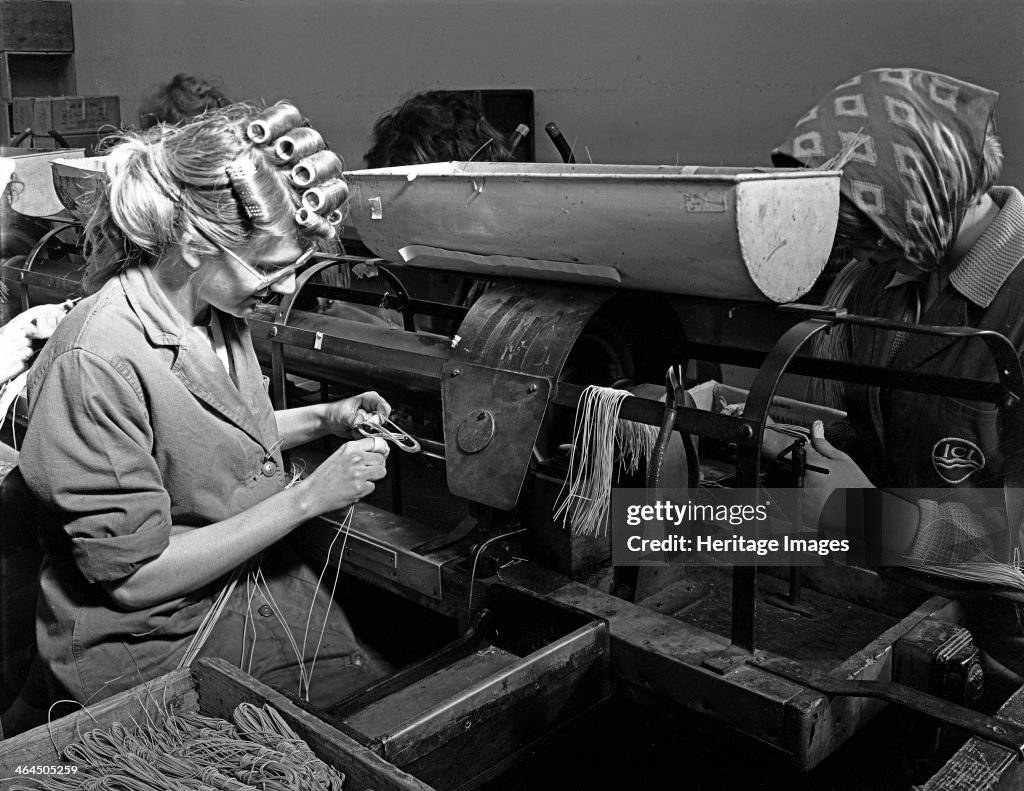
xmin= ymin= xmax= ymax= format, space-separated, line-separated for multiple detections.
xmin=300 ymin=436 xmax=389 ymax=514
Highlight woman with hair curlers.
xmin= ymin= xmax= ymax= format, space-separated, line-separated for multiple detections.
xmin=18 ymin=102 xmax=391 ymax=707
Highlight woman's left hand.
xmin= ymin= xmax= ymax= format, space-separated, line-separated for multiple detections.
xmin=322 ymin=391 xmax=392 ymax=439
xmin=802 ymin=420 xmax=874 ymax=529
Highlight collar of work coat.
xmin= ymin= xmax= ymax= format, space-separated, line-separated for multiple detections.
xmin=120 ymin=264 xmax=278 ymax=456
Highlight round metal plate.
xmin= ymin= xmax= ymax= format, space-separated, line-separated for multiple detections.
xmin=457 ymin=409 xmax=495 ymax=453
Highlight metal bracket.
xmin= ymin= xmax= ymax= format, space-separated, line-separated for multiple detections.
xmin=701 ymin=649 xmax=753 ymax=676
xmin=19 ymin=221 xmax=81 ymax=310
xmin=751 ymin=654 xmax=1024 ymax=760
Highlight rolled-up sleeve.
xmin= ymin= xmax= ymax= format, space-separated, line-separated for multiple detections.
xmin=20 ymin=348 xmax=171 ymax=582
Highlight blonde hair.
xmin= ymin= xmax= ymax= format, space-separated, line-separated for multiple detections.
xmin=83 ymin=102 xmax=342 ymax=294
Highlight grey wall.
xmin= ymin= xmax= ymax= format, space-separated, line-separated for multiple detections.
xmin=68 ymin=0 xmax=1024 ymax=184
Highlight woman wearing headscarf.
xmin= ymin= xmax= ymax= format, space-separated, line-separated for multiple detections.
xmin=773 ymin=68 xmax=1024 ymax=686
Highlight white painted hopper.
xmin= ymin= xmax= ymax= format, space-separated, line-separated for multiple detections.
xmin=344 ymin=163 xmax=840 ymax=303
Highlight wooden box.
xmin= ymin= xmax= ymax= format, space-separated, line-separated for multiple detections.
xmin=344 ymin=162 xmax=840 ymax=303
xmin=29 ymin=96 xmax=50 ymax=133
xmin=0 ymin=2 xmax=73 ymax=52
xmin=326 ymin=584 xmax=611 ymax=789
xmin=0 ymin=658 xmax=436 ymax=791
xmin=10 ymin=96 xmax=120 ymax=136
xmin=0 ymin=52 xmax=75 ymax=104
xmin=49 ymin=96 xmax=120 ymax=134
xmin=9 ymin=96 xmax=29 ymax=131
xmin=688 ymin=379 xmax=847 ymax=432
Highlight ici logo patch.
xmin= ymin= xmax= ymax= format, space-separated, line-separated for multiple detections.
xmin=932 ymin=437 xmax=986 ymax=484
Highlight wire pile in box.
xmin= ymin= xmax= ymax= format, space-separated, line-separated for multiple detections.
xmin=11 ymin=702 xmax=345 ymax=790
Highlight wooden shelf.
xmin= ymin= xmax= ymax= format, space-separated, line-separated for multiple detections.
xmin=0 ymin=1 xmax=75 ymax=146
xmin=0 ymin=51 xmax=76 ymax=103
xmin=0 ymin=1 xmax=73 ymax=52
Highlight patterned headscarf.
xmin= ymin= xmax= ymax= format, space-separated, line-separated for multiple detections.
xmin=772 ymin=68 xmax=998 ymax=272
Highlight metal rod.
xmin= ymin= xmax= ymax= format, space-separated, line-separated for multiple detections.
xmin=753 ymin=655 xmax=1024 ymax=760
xmin=685 ymin=342 xmax=1011 ymax=405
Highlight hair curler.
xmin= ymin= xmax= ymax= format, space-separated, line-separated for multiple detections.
xmin=247 ymin=102 xmax=303 ymax=145
xmin=301 ymin=178 xmax=349 ymax=215
xmin=273 ymin=127 xmax=325 ymax=165
xmin=290 ymin=150 xmax=345 ymax=188
xmin=295 ymin=205 xmax=336 ymax=237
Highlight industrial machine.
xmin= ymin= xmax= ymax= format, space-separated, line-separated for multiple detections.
xmin=5 ymin=159 xmax=1024 ymax=789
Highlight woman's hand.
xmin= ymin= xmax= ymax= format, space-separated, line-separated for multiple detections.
xmin=802 ymin=420 xmax=874 ymax=529
xmin=299 ymin=436 xmax=389 ymax=514
xmin=0 ymin=301 xmax=74 ymax=385
xmin=4 ymin=301 xmax=73 ymax=340
xmin=0 ymin=329 xmax=34 ymax=385
xmin=321 ymin=391 xmax=392 ymax=440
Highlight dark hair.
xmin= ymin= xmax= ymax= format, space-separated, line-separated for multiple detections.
xmin=139 ymin=73 xmax=230 ymax=130
xmin=364 ymin=90 xmax=515 ymax=168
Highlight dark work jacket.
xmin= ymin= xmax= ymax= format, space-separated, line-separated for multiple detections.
xmin=845 ymin=187 xmax=1024 ymax=500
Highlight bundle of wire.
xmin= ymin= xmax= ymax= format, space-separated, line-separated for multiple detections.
xmin=553 ymin=385 xmax=659 ymax=536
xmin=915 ymin=562 xmax=1024 ymax=592
xmin=9 ymin=702 xmax=344 ymax=790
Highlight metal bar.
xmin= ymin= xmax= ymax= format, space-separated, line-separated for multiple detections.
xmin=252 ymin=321 xmax=450 ymax=382
xmin=729 ymin=319 xmax=835 ymax=653
xmin=390 ymin=446 xmax=404 ymax=516
xmin=685 ymin=342 xmax=1010 ymax=404
xmin=552 ymin=382 xmax=751 ymax=443
xmin=1 ymin=267 xmax=83 ymax=300
xmin=753 ymin=655 xmax=1024 ymax=760
xmin=19 ymin=221 xmax=80 ymax=309
xmin=298 ymin=283 xmax=469 ymax=322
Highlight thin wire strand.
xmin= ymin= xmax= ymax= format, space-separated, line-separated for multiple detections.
xmin=554 ymin=386 xmax=647 ymax=536
xmin=300 ymin=505 xmax=354 ymax=700
xmin=356 ymin=412 xmax=421 ymax=453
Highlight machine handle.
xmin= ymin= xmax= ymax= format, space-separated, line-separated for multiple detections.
xmin=544 ymin=122 xmax=576 ymax=164
xmin=507 ymin=123 xmax=530 ymax=152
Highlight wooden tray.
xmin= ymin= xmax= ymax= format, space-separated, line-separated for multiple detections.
xmin=0 ymin=657 xmax=435 ymax=791
xmin=327 ymin=584 xmax=610 ymax=789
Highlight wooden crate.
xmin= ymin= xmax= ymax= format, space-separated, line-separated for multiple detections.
xmin=688 ymin=379 xmax=848 ymax=432
xmin=0 ymin=658 xmax=436 ymax=791
xmin=9 ymin=96 xmax=29 ymax=132
xmin=0 ymin=0 xmax=73 ymax=52
xmin=0 ymin=2 xmax=73 ymax=52
xmin=0 ymin=53 xmax=75 ymax=105
xmin=49 ymin=96 xmax=120 ymax=134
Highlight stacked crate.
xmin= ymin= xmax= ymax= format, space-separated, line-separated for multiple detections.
xmin=11 ymin=94 xmax=120 ymax=152
xmin=0 ymin=1 xmax=76 ymax=146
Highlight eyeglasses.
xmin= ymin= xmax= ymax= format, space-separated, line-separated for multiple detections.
xmin=219 ymin=243 xmax=317 ymax=287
